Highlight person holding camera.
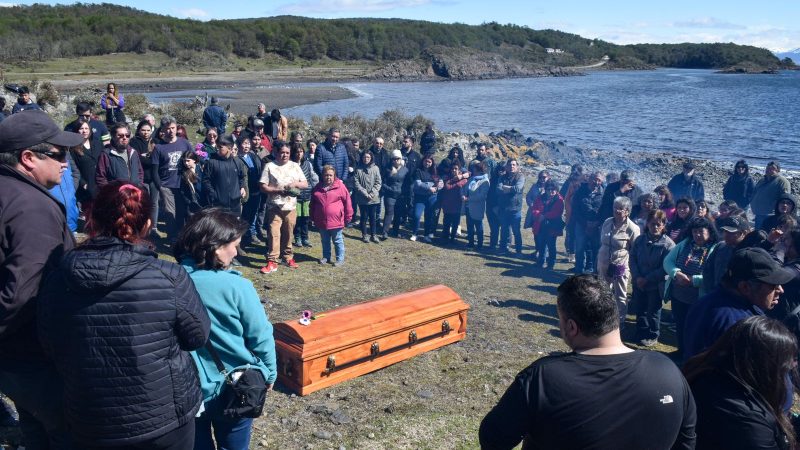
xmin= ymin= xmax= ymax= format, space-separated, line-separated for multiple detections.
xmin=100 ymin=82 xmax=125 ymax=125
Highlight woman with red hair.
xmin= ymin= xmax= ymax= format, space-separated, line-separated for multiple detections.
xmin=37 ymin=181 xmax=211 ymax=450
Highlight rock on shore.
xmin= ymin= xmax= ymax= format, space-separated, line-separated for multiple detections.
xmin=366 ymin=46 xmax=581 ymax=81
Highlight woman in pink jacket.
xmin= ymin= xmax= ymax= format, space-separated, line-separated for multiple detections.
xmin=310 ymin=164 xmax=353 ymax=267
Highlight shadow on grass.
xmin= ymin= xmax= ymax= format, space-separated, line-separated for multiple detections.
xmin=491 ymin=299 xmax=560 ymax=326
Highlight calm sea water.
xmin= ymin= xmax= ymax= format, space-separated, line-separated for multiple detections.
xmin=284 ymin=69 xmax=800 ymax=170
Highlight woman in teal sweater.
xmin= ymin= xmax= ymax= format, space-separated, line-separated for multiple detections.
xmin=174 ymin=208 xmax=277 ymax=450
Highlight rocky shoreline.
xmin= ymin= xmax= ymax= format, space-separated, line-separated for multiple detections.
xmin=366 ymin=46 xmax=582 ymax=81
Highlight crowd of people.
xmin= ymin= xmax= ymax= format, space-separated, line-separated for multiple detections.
xmin=1 ymin=84 xmax=800 ymax=450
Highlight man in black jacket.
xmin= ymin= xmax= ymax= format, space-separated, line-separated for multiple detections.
xmin=479 ymin=275 xmax=696 ymax=450
xmin=202 ymin=135 xmax=245 ymax=215
xmin=598 ymin=169 xmax=643 ymax=222
xmin=0 ymin=110 xmax=83 ymax=449
xmin=571 ymin=171 xmax=605 ymax=273
xmin=63 ymin=101 xmax=110 ymax=144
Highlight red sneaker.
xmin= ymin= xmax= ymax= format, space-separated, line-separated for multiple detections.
xmin=259 ymin=261 xmax=278 ymax=274
xmin=284 ymin=259 xmax=299 ymax=269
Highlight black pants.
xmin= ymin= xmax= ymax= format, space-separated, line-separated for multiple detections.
xmin=383 ymin=196 xmax=398 ymax=235
xmin=487 ymin=205 xmax=500 ymax=248
xmin=84 ymin=420 xmax=195 ymax=450
xmin=441 ymin=213 xmax=460 ymax=241
xmin=360 ymin=204 xmax=379 ymax=237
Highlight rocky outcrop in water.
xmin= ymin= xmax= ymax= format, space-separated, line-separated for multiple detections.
xmin=366 ymin=46 xmax=581 ymax=81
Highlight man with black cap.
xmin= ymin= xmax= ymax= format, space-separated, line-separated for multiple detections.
xmin=684 ymin=247 xmax=795 ymax=360
xmin=202 ymin=96 xmax=228 ymax=135
xmin=667 ymin=161 xmax=705 ymax=202
xmin=702 ymin=215 xmax=752 ymax=293
xmin=598 ymin=169 xmax=642 ymax=222
xmin=0 ymin=109 xmax=82 ymax=448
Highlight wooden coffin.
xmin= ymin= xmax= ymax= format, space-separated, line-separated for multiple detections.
xmin=274 ymin=285 xmax=469 ymax=396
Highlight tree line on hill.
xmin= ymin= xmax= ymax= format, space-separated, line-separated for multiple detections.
xmin=0 ymin=3 xmax=782 ymax=70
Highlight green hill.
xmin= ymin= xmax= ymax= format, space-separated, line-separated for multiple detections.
xmin=0 ymin=3 xmax=780 ymax=70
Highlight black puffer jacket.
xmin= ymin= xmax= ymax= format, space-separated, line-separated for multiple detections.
xmin=37 ymin=237 xmax=210 ymax=446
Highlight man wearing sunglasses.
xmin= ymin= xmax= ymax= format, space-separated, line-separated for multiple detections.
xmin=0 ymin=109 xmax=83 ymax=449
xmin=63 ymin=102 xmax=110 ymax=145
xmin=95 ymin=122 xmax=144 ymax=189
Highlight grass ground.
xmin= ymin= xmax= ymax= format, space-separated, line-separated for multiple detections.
xmin=0 ymin=178 xmax=679 ymax=450
xmin=2 ymin=51 xmax=373 ymax=82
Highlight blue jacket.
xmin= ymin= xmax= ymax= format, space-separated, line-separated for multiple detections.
xmin=48 ymin=159 xmax=79 ymax=232
xmin=182 ymin=260 xmax=277 ymax=402
xmin=315 ymin=140 xmax=350 ymax=181
xmin=202 ymin=104 xmax=228 ymax=135
xmin=683 ymin=287 xmax=763 ymax=361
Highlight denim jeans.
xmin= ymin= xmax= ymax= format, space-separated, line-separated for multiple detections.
xmin=466 ymin=214 xmax=484 ymax=248
xmin=574 ymin=224 xmax=599 ymax=272
xmin=319 ymin=228 xmax=345 ymax=262
xmin=499 ymin=210 xmax=522 ymax=252
xmin=0 ymin=359 xmax=71 ymax=450
xmin=383 ymin=196 xmax=398 ymax=235
xmin=194 ymin=396 xmax=253 ymax=450
xmin=359 ymin=203 xmax=379 ymax=237
xmin=535 ymin=233 xmax=557 ymax=266
xmin=413 ymin=195 xmax=438 ymax=236
xmin=633 ymin=287 xmax=663 ymax=341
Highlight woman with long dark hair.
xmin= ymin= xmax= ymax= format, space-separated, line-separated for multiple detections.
xmin=178 ymin=150 xmax=204 ymax=227
xmin=100 ymin=82 xmax=125 ymax=125
xmin=132 ymin=119 xmax=160 ymax=235
xmin=667 ymin=197 xmax=696 ymax=242
xmin=684 ymin=316 xmax=797 ymax=450
xmin=174 ymin=209 xmax=277 ymax=450
xmin=69 ymin=120 xmax=104 ymax=204
xmin=655 ymin=184 xmax=676 ymax=222
xmin=37 ymin=181 xmax=210 ymax=449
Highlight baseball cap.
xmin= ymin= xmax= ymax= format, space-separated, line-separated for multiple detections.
xmin=253 ymin=119 xmax=264 ymax=128
xmin=719 ymin=216 xmax=749 ymax=233
xmin=0 ymin=110 xmax=83 ymax=153
xmin=724 ymin=247 xmax=795 ymax=285
xmin=683 ymin=161 xmax=696 ymax=170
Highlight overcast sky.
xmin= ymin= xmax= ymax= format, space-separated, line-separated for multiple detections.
xmin=9 ymin=0 xmax=800 ymax=52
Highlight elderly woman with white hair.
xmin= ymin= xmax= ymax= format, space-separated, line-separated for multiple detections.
xmin=597 ymin=196 xmax=641 ymax=328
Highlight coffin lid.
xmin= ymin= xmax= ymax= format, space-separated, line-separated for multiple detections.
xmin=274 ymin=285 xmax=468 ymax=358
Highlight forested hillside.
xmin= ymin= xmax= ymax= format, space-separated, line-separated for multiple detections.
xmin=0 ymin=3 xmax=781 ymax=69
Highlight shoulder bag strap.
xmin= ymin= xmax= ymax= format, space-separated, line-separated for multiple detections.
xmin=205 ymin=341 xmax=228 ymax=376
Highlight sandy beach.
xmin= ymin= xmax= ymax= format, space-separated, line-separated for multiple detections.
xmin=48 ymin=68 xmax=363 ymax=113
